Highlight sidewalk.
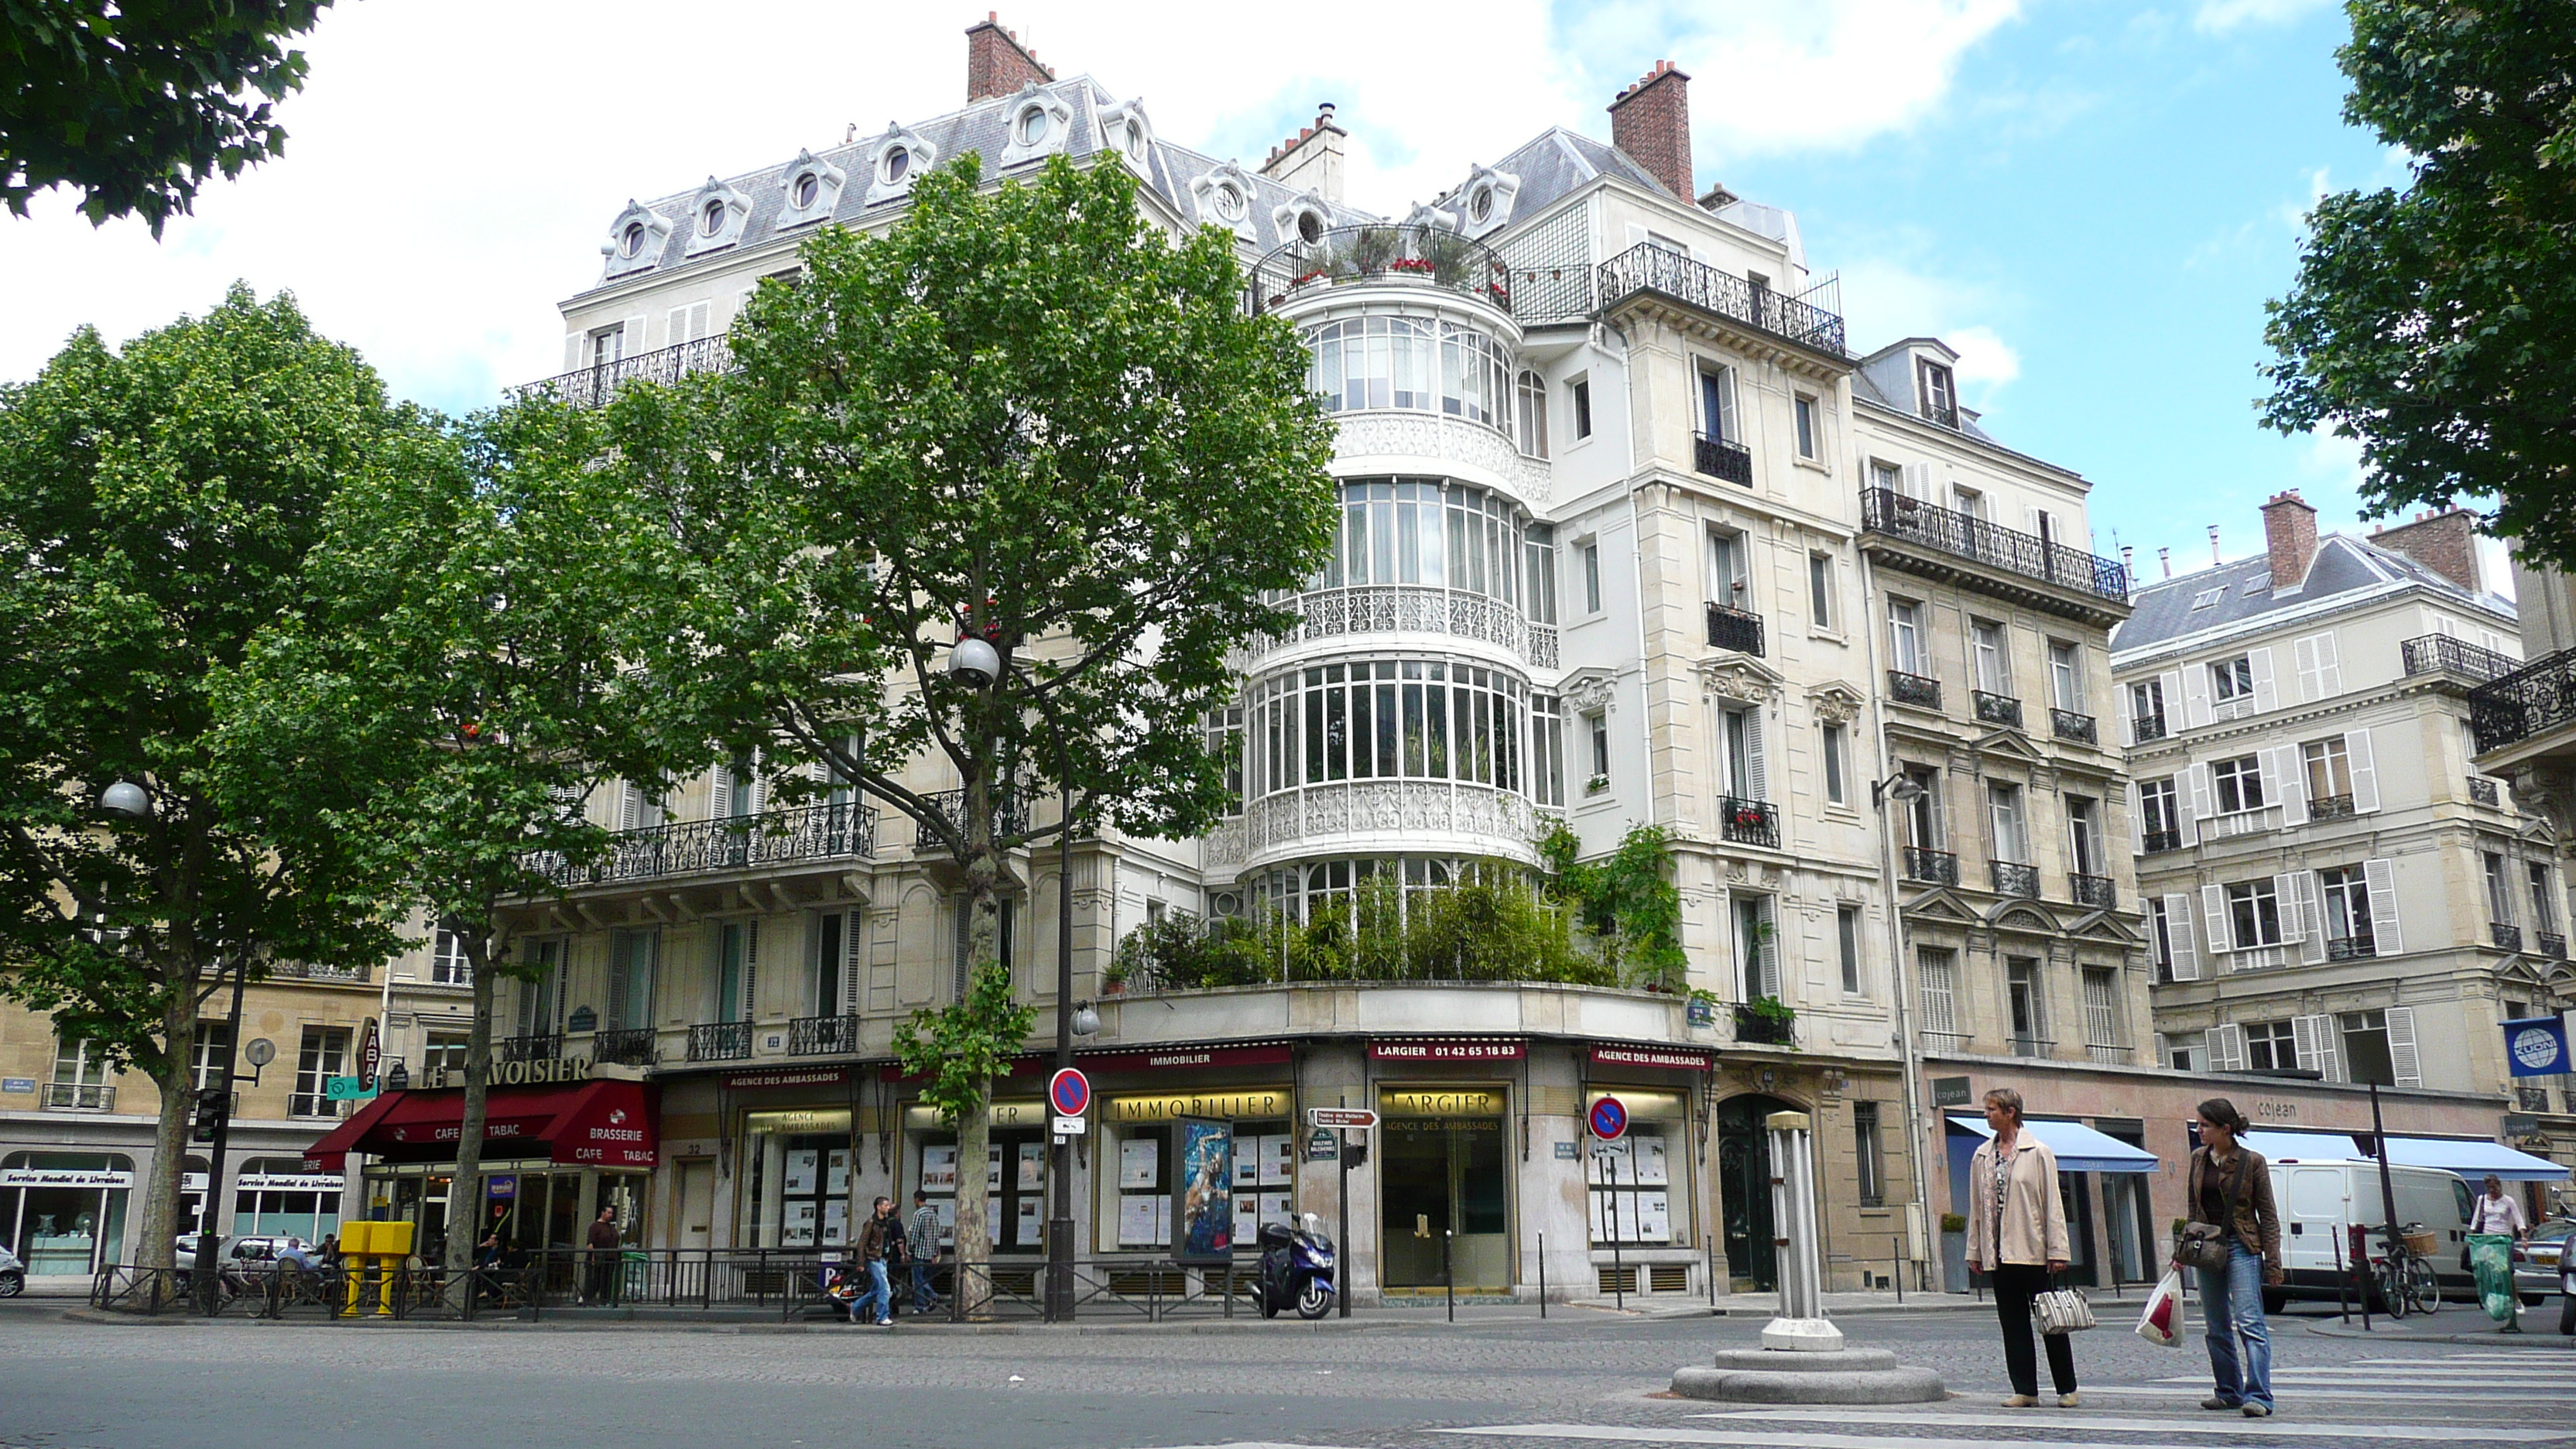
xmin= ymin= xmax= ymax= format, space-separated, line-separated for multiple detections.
xmin=2304 ymin=1301 xmax=2576 ymax=1346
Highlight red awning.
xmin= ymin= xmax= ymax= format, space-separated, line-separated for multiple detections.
xmin=303 ymin=1081 xmax=657 ymax=1171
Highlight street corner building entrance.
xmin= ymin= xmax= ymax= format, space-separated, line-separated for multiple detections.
xmin=1374 ymin=1055 xmax=1515 ymax=1294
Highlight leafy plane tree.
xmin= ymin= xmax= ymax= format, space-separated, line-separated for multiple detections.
xmin=218 ymin=397 xmax=718 ymax=1291
xmin=3 ymin=2 xmax=334 ymax=232
xmin=2263 ymin=1 xmax=2576 ymax=560
xmin=610 ymin=152 xmax=1338 ymax=1308
xmin=0 ymin=285 xmax=416 ymax=1273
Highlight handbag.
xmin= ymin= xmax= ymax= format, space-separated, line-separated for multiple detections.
xmin=2036 ymin=1278 xmax=2097 ymax=1335
xmin=2176 ymin=1221 xmax=2234 ymax=1272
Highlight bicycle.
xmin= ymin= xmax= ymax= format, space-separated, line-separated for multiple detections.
xmin=2374 ymin=1225 xmax=2442 ymax=1318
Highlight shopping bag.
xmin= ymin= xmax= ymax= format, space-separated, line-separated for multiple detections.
xmin=2135 ymin=1269 xmax=2187 ymax=1348
xmin=2468 ymin=1233 xmax=2517 ymax=1325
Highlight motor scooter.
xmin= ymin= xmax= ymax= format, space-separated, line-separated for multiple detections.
xmin=1255 ymin=1214 xmax=1335 ymax=1320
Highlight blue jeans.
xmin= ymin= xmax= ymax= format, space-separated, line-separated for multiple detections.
xmin=2199 ymin=1243 xmax=2273 ymax=1409
xmin=911 ymin=1258 xmax=939 ymax=1312
xmin=856 ymin=1259 xmax=892 ymax=1323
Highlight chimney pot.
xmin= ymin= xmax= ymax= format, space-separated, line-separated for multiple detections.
xmin=2158 ymin=547 xmax=2172 ymax=579
xmin=2369 ymin=505 xmax=2484 ymax=592
xmin=2259 ymin=488 xmax=2320 ymax=587
xmin=965 ymin=13 xmax=1052 ymax=103
xmin=1607 ymin=60 xmax=1695 ymax=202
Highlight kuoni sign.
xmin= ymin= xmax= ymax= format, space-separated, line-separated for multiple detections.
xmin=2506 ymin=1016 xmax=2572 ymax=1077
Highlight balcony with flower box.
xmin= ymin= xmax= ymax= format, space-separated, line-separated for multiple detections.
xmin=1718 ymin=796 xmax=1780 ymax=849
xmin=1972 ymin=690 xmax=2023 ymax=731
xmin=1252 ymin=224 xmax=1515 ymax=316
xmin=1705 ymin=602 xmax=1764 ymax=656
xmin=1859 ymin=488 xmax=2132 ymax=626
xmin=1886 ymin=670 xmax=1942 ymax=711
xmin=2050 ymin=708 xmax=2097 ymax=745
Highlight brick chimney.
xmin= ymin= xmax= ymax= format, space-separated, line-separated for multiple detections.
xmin=2260 ymin=490 xmax=2319 ymax=586
xmin=1259 ymin=104 xmax=1346 ymax=207
xmin=2372 ymin=506 xmax=2484 ymax=592
xmin=1608 ymin=60 xmax=1693 ymax=202
xmin=966 ymin=13 xmax=1053 ymax=104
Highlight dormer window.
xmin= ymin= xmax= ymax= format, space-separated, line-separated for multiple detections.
xmin=619 ymin=222 xmax=646 ymax=259
xmin=1211 ymin=182 xmax=1246 ymax=221
xmin=700 ymin=198 xmax=726 ymax=236
xmin=1298 ymin=210 xmax=1324 ymax=245
xmin=1917 ymin=359 xmax=1958 ymax=426
xmin=1469 ymin=184 xmax=1495 ymax=224
xmin=884 ymin=147 xmax=912 ymax=183
xmin=1016 ymin=104 xmax=1051 ymax=146
xmin=792 ymin=172 xmax=819 ymax=209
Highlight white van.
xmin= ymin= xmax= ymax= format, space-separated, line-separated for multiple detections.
xmin=2269 ymin=1158 xmax=2475 ymax=1309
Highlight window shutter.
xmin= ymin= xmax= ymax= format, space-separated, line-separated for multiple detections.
xmin=1758 ymin=899 xmax=1780 ymax=999
xmin=741 ymin=920 xmax=759 ymax=1020
xmin=2154 ymin=1031 xmax=2173 ymax=1069
xmin=666 ymin=306 xmax=689 ymax=348
xmin=2175 ymin=774 xmax=2198 ymax=847
xmin=2207 ymin=1023 xmax=2247 ymax=1074
xmin=844 ymin=910 xmax=866 ymax=1015
xmin=2164 ymin=893 xmax=2200 ymax=980
xmin=2293 ymin=635 xmax=2318 ymax=701
xmin=2202 ymin=883 xmax=2232 ymax=953
xmin=2292 ymin=1015 xmax=2340 ymax=1081
xmin=620 ymin=315 xmax=646 ymax=359
xmin=1899 ymin=462 xmax=1932 ymax=501
xmin=2298 ymin=872 xmax=2328 ymax=964
xmin=605 ymin=947 xmax=628 ymax=1033
xmin=2187 ymin=762 xmax=2215 ymax=824
xmin=2386 ymin=1006 xmax=2421 ymax=1087
xmin=2129 ymin=783 xmax=2145 ymax=857
xmin=2156 ymin=669 xmax=2184 ymax=727
xmin=709 ymin=762 xmax=731 ymax=820
xmin=2347 ymin=728 xmax=2379 ymax=812
xmin=2273 ymin=745 xmax=2308 ymax=826
xmin=2362 ymin=857 xmax=2404 ymax=953
xmin=564 ymin=333 xmax=584 ymax=371
xmin=2249 ymin=647 xmax=2277 ymax=712
xmin=2316 ymin=633 xmax=2341 ymax=696
xmin=2273 ymin=873 xmax=2306 ymax=944
xmin=618 ymin=783 xmax=643 ymax=832
xmin=1715 ymin=367 xmax=1741 ymax=444
xmin=1745 ymin=706 xmax=1768 ymax=802
xmin=2183 ymin=663 xmax=2213 ymax=727
xmin=2113 ymin=680 xmax=2132 ymax=743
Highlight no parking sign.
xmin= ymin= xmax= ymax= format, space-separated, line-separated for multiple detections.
xmin=1588 ymin=1094 xmax=1629 ymax=1141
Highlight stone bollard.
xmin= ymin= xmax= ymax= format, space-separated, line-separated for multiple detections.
xmin=1670 ymin=1112 xmax=1946 ymax=1404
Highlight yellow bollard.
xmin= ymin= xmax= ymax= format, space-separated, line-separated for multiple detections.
xmin=335 ymin=1221 xmax=415 ymax=1317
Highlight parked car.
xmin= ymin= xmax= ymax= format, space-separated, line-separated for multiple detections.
xmin=2512 ymin=1218 xmax=2574 ymax=1301
xmin=2266 ymin=1158 xmax=2477 ymax=1311
xmin=0 ymin=1244 xmax=24 ymax=1297
xmin=173 ymin=1235 xmax=318 ymax=1295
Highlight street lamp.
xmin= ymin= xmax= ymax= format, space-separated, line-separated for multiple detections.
xmin=98 ymin=780 xmax=152 ymax=819
xmin=1868 ymin=770 xmax=1942 ymax=1293
xmin=1069 ymin=1002 xmax=1102 ymax=1038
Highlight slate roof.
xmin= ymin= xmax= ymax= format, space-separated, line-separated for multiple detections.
xmin=582 ymin=76 xmax=1375 ymax=296
xmin=2112 ymin=533 xmax=2513 ymax=655
xmin=1848 ymin=355 xmax=2007 ymax=448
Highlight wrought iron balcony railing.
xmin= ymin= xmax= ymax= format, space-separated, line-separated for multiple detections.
xmin=1887 ymin=670 xmax=1942 ymax=710
xmin=2050 ymin=708 xmax=2097 ymax=745
xmin=789 ymin=1014 xmax=865 ymax=1056
xmin=592 ymin=1028 xmax=658 ymax=1067
xmin=1920 ymin=399 xmax=1961 ymax=430
xmin=2469 ymin=777 xmax=2502 ymax=807
xmin=43 ymin=1083 xmax=114 ymax=1111
xmin=2309 ymin=793 xmax=2358 ymax=821
xmin=516 ymin=335 xmax=733 ymax=408
xmin=916 ymin=789 xmax=1032 ymax=850
xmin=522 ymin=802 xmax=877 ymax=890
xmin=1918 ymin=1029 xmax=1972 ymax=1053
xmin=2541 ymin=932 xmax=2568 ymax=961
xmin=1990 ymin=860 xmax=2040 ymax=899
xmin=1705 ymin=601 xmax=1765 ymax=656
xmin=1902 ymin=847 xmax=1958 ymax=885
xmin=1694 ymin=431 xmax=1753 ymax=485
xmin=1972 ymin=690 xmax=2023 ymax=730
xmin=2085 ymin=1043 xmax=2134 ymax=1065
xmin=1595 ymin=243 xmax=1848 ymax=355
xmin=1733 ymin=1005 xmax=1797 ymax=1046
xmin=2071 ymin=873 xmax=2116 ymax=909
xmin=1719 ymin=796 xmax=1780 ymax=848
xmin=2470 ymin=646 xmax=2576 ymax=752
xmin=2007 ymin=1034 xmax=2057 ymax=1059
xmin=2401 ymin=633 xmax=2518 ymax=683
xmin=2493 ymin=922 xmax=2525 ymax=952
xmin=1252 ymin=224 xmax=1513 ymax=313
xmin=501 ymin=1033 xmax=560 ymax=1064
xmin=2520 ymin=1086 xmax=2554 ymax=1112
xmin=2131 ymin=713 xmax=2168 ymax=745
xmin=2325 ymin=934 xmax=2376 ymax=961
xmin=687 ymin=1022 xmax=754 ymax=1062
xmin=2142 ymin=827 xmax=2183 ymax=854
xmin=1860 ymin=488 xmax=2130 ymax=602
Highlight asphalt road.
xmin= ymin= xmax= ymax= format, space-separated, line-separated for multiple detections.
xmin=1 ymin=1299 xmax=2568 ymax=1449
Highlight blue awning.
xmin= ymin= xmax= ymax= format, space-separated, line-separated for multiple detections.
xmin=1947 ymin=1115 xmax=2159 ymax=1173
xmin=2245 ymin=1129 xmax=2569 ymax=1183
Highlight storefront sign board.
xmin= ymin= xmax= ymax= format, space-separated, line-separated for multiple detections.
xmin=1076 ymin=1043 xmax=1293 ymax=1073
xmin=1378 ymin=1088 xmax=1505 ymax=1118
xmin=0 ymin=1168 xmax=132 ymax=1188
xmin=1930 ymin=1076 xmax=1971 ymax=1108
xmin=1105 ymin=1088 xmax=1290 ymax=1123
xmin=729 ymin=1067 xmax=850 ymax=1091
xmin=1370 ymin=1039 xmax=1523 ymax=1062
xmin=745 ymin=1108 xmax=852 ymax=1134
xmin=901 ymin=1099 xmax=1047 ymax=1131
xmin=426 ymin=1056 xmax=592 ymax=1088
xmin=1589 ymin=1046 xmax=1711 ymax=1072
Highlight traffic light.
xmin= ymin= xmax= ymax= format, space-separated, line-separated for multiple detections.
xmin=190 ymin=1087 xmax=227 ymax=1142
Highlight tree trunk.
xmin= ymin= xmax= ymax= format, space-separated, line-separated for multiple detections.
xmin=443 ymin=923 xmax=498 ymax=1307
xmin=954 ymin=772 xmax=1002 ymax=1318
xmin=134 ymin=978 xmax=199 ymax=1276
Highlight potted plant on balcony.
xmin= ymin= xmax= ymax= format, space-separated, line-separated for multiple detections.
xmin=1735 ymin=995 xmax=1797 ymax=1046
xmin=1349 ymin=224 xmax=1399 ymax=277
xmin=1418 ymin=226 xmax=1475 ymax=289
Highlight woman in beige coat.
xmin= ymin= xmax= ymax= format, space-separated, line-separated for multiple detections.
xmin=1965 ymin=1087 xmax=2076 ymax=1407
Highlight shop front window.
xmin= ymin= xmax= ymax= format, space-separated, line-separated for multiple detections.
xmin=1379 ymin=1085 xmax=1509 ymax=1291
xmin=0 ymin=1151 xmax=133 ymax=1276
xmin=1585 ymin=1089 xmax=1689 ymax=1246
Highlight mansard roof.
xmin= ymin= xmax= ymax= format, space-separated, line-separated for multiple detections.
xmin=2112 ymin=533 xmax=2513 ymax=655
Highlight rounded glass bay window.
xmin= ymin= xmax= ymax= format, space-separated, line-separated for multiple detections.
xmin=1246 ymin=656 xmax=1528 ymax=800
xmin=1306 ymin=316 xmax=1511 ymax=431
xmin=1259 ymin=478 xmax=1550 ymax=664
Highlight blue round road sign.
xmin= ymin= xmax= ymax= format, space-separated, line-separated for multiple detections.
xmin=1588 ymin=1095 xmax=1629 ymax=1141
xmin=1049 ymin=1067 xmax=1091 ymax=1118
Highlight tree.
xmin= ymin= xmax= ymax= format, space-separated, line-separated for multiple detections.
xmin=0 ymin=285 xmax=415 ymax=1274
xmin=3 ymin=2 xmax=333 ymax=233
xmin=217 ymin=396 xmax=715 ymax=1290
xmin=2262 ymin=2 xmax=2576 ymax=560
xmin=611 ymin=152 xmax=1337 ymax=1309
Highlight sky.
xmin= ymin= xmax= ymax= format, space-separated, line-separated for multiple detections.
xmin=0 ymin=0 xmax=2430 ymax=579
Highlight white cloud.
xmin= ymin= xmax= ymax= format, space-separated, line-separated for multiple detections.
xmin=0 ymin=0 xmax=2020 ymax=414
xmin=1832 ymin=254 xmax=2023 ymax=404
xmin=1947 ymin=324 xmax=2022 ymax=386
xmin=2191 ymin=0 xmax=2332 ymax=35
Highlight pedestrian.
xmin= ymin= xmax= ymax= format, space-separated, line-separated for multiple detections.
xmin=2183 ymin=1097 xmax=2282 ymax=1418
xmin=583 ymin=1204 xmax=622 ymax=1306
xmin=855 ymin=1195 xmax=899 ymax=1327
xmin=1965 ymin=1087 xmax=2078 ymax=1409
xmin=2471 ymin=1175 xmax=2528 ymax=1243
xmin=908 ymin=1189 xmax=944 ymax=1317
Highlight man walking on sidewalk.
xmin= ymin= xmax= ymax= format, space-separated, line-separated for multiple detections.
xmin=908 ymin=1190 xmax=944 ymax=1317
xmin=583 ymin=1205 xmax=622 ymax=1306
xmin=855 ymin=1197 xmax=899 ymax=1327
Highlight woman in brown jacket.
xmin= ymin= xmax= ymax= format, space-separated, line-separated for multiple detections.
xmin=1965 ymin=1088 xmax=2077 ymax=1407
xmin=2181 ymin=1097 xmax=2281 ymax=1417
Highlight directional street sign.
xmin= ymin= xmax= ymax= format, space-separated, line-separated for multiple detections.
xmin=1588 ymin=1094 xmax=1629 ymax=1141
xmin=1048 ymin=1067 xmax=1091 ymax=1119
xmin=1307 ymin=1107 xmax=1379 ymax=1130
